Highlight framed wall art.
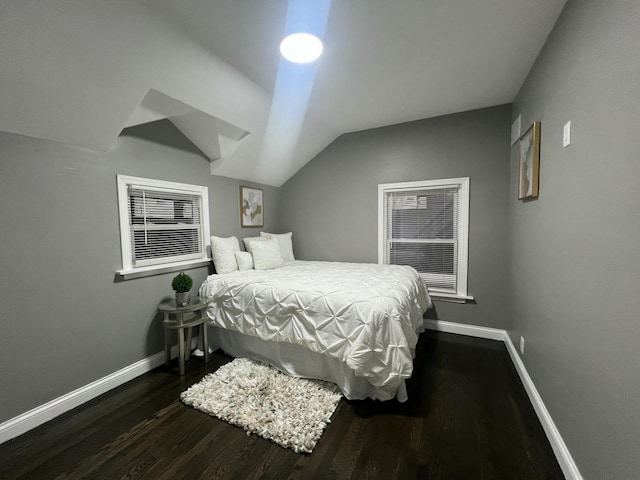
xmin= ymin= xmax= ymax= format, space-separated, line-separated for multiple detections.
xmin=518 ymin=121 xmax=541 ymax=200
xmin=240 ymin=186 xmax=263 ymax=228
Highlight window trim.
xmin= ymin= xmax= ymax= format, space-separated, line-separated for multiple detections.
xmin=377 ymin=177 xmax=473 ymax=302
xmin=116 ymin=175 xmax=211 ymax=279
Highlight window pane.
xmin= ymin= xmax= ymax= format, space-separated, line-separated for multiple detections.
xmin=389 ymin=242 xmax=455 ymax=274
xmin=132 ymin=229 xmax=200 ymax=262
xmin=390 ymin=189 xmax=455 ymax=239
xmin=129 ymin=196 xmax=199 ymax=225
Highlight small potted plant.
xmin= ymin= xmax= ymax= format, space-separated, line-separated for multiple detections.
xmin=171 ymin=272 xmax=193 ymax=306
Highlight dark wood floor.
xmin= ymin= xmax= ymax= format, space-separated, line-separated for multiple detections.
xmin=0 ymin=331 xmax=564 ymax=480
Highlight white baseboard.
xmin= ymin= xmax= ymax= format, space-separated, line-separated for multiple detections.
xmin=425 ymin=319 xmax=582 ymax=480
xmin=0 ymin=337 xmax=199 ymax=445
xmin=424 ymin=318 xmax=505 ymax=341
xmin=503 ymin=334 xmax=583 ymax=480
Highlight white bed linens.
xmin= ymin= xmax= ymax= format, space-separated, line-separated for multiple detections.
xmin=199 ymin=260 xmax=431 ymax=400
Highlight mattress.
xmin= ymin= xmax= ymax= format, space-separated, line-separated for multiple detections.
xmin=199 ymin=260 xmax=431 ymax=400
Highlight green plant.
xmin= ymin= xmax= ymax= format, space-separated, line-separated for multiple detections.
xmin=171 ymin=272 xmax=193 ymax=293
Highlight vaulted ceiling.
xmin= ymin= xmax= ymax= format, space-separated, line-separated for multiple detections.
xmin=0 ymin=0 xmax=567 ymax=186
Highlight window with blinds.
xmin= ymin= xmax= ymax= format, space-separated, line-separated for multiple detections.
xmin=378 ymin=178 xmax=470 ymax=299
xmin=116 ymin=175 xmax=210 ymax=276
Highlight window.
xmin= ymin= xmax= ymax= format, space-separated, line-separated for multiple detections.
xmin=378 ymin=178 xmax=472 ymax=301
xmin=116 ymin=175 xmax=210 ymax=278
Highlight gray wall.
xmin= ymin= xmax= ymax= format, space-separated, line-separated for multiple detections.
xmin=0 ymin=120 xmax=279 ymax=423
xmin=278 ymin=105 xmax=512 ymax=329
xmin=509 ymin=1 xmax=640 ymax=478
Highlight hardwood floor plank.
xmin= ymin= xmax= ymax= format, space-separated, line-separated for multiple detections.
xmin=283 ymin=400 xmax=354 ymax=480
xmin=0 ymin=331 xmax=565 ymax=480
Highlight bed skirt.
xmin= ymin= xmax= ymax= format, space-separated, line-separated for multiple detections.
xmin=209 ymin=327 xmax=410 ymax=402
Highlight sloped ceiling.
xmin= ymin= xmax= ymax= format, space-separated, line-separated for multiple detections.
xmin=0 ymin=0 xmax=566 ymax=187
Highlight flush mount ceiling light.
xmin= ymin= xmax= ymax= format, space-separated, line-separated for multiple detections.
xmin=279 ymin=33 xmax=323 ymax=63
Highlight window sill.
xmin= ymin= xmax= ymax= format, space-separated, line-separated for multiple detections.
xmin=117 ymin=258 xmax=211 ymax=280
xmin=429 ymin=292 xmax=475 ymax=304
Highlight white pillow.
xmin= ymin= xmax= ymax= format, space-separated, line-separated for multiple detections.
xmin=243 ymin=236 xmax=268 ymax=254
xmin=234 ymin=251 xmax=254 ymax=271
xmin=260 ymin=231 xmax=295 ymax=261
xmin=210 ymin=236 xmax=240 ymax=274
xmin=251 ymin=238 xmax=284 ymax=270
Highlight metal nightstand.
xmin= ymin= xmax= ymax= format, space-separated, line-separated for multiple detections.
xmin=158 ymin=297 xmax=210 ymax=375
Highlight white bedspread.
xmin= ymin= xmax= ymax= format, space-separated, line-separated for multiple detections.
xmin=199 ymin=261 xmax=431 ymax=399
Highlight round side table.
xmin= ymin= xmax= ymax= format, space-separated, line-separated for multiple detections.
xmin=158 ymin=297 xmax=210 ymax=375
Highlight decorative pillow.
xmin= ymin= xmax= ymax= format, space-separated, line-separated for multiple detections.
xmin=260 ymin=231 xmax=295 ymax=261
xmin=243 ymin=236 xmax=268 ymax=254
xmin=251 ymin=238 xmax=284 ymax=270
xmin=234 ymin=251 xmax=254 ymax=271
xmin=210 ymin=236 xmax=240 ymax=274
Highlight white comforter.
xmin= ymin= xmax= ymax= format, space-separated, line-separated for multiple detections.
xmin=199 ymin=261 xmax=431 ymax=399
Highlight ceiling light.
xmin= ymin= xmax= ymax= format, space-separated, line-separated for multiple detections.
xmin=279 ymin=33 xmax=323 ymax=64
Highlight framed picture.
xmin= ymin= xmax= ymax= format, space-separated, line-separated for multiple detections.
xmin=518 ymin=121 xmax=541 ymax=200
xmin=240 ymin=186 xmax=263 ymax=228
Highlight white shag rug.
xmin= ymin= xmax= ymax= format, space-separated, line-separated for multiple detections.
xmin=180 ymin=358 xmax=342 ymax=453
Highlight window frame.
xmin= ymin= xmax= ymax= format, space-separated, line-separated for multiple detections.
xmin=116 ymin=175 xmax=211 ymax=279
xmin=377 ymin=177 xmax=473 ymax=302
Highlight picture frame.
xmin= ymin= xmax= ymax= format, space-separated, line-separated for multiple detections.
xmin=240 ymin=186 xmax=264 ymax=228
xmin=518 ymin=121 xmax=541 ymax=200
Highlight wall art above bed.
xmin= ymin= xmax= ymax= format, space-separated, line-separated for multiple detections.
xmin=240 ymin=186 xmax=263 ymax=228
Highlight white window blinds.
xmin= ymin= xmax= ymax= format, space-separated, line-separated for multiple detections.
xmin=127 ymin=186 xmax=204 ymax=267
xmin=379 ymin=178 xmax=470 ymax=299
xmin=117 ymin=176 xmax=210 ymax=275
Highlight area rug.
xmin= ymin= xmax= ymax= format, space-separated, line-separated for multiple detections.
xmin=180 ymin=358 xmax=342 ymax=453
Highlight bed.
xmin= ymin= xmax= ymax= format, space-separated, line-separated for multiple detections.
xmin=199 ymin=259 xmax=431 ymax=402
